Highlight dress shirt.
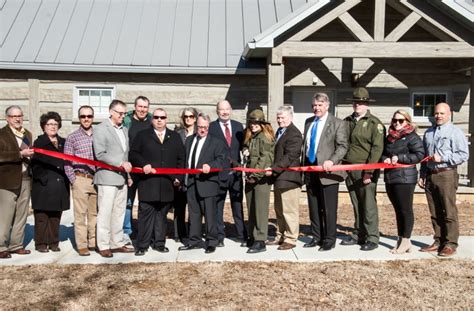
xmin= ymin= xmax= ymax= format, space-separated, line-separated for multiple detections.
xmin=305 ymin=112 xmax=328 ymax=158
xmin=423 ymin=122 xmax=469 ymax=171
xmin=219 ymin=120 xmax=232 ymax=137
xmin=154 ymin=129 xmax=166 ymax=143
xmin=188 ymin=135 xmax=207 ymax=169
xmin=110 ymin=119 xmax=127 ymax=151
xmin=64 ymin=126 xmax=95 ymax=184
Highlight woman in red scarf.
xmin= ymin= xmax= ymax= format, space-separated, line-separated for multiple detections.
xmin=382 ymin=110 xmax=424 ymax=254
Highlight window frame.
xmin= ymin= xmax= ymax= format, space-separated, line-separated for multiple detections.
xmin=411 ymin=91 xmax=449 ymax=123
xmin=73 ymin=85 xmax=116 ymax=120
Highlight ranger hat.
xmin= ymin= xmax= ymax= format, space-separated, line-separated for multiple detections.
xmin=346 ymin=87 xmax=376 ymax=102
xmin=248 ymin=109 xmax=269 ymax=124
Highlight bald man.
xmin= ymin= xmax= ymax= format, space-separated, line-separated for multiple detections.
xmin=418 ymin=102 xmax=469 ymax=257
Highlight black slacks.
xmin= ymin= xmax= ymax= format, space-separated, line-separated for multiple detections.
xmin=306 ymin=176 xmax=339 ymax=245
xmin=187 ymin=183 xmax=218 ymax=247
xmin=173 ymin=189 xmax=188 ymax=241
xmin=34 ymin=210 xmax=62 ymax=249
xmin=137 ymin=201 xmax=171 ymax=250
xmin=386 ymin=183 xmax=415 ymax=238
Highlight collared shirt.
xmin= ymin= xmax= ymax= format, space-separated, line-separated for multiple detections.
xmin=423 ymin=122 xmax=469 ymax=172
xmin=154 ymin=129 xmax=166 ymax=142
xmin=188 ymin=135 xmax=207 ymax=169
xmin=276 ymin=127 xmax=287 ymax=142
xmin=109 ymin=119 xmax=127 ymax=151
xmin=305 ymin=112 xmax=328 ymax=158
xmin=64 ymin=126 xmax=95 ymax=184
xmin=219 ymin=119 xmax=232 ymax=136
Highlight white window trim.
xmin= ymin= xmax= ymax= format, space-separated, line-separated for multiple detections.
xmin=410 ymin=91 xmax=449 ymax=124
xmin=73 ymin=85 xmax=116 ymax=120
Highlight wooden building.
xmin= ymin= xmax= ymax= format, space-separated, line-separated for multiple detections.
xmin=0 ymin=0 xmax=473 ymax=184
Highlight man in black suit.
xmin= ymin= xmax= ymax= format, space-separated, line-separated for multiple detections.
xmin=129 ymin=108 xmax=185 ymax=256
xmin=208 ymin=100 xmax=247 ymax=246
xmin=302 ymin=93 xmax=349 ymax=251
xmin=179 ymin=113 xmax=226 ymax=254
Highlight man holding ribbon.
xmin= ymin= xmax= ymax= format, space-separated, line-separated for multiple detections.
xmin=0 ymin=105 xmax=34 ymax=259
xmin=302 ymin=93 xmax=349 ymax=251
xmin=342 ymin=87 xmax=385 ymax=251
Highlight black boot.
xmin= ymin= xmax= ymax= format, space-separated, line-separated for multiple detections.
xmin=247 ymin=241 xmax=266 ymax=254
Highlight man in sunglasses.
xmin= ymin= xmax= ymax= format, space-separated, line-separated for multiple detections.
xmin=64 ymin=105 xmax=97 ymax=256
xmin=0 ymin=105 xmax=34 ymax=259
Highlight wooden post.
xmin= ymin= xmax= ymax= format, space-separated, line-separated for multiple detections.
xmin=468 ymin=72 xmax=474 ymax=187
xmin=28 ymin=79 xmax=41 ymax=138
xmin=267 ymin=57 xmax=284 ymax=130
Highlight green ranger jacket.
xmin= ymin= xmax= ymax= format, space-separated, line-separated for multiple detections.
xmin=344 ymin=110 xmax=385 ymax=174
xmin=245 ymin=131 xmax=274 ymax=181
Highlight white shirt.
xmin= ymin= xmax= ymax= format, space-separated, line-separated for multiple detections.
xmin=305 ymin=112 xmax=328 ymax=158
xmin=188 ymin=135 xmax=207 ymax=168
xmin=219 ymin=120 xmax=232 ymax=136
xmin=109 ymin=119 xmax=127 ymax=151
xmin=154 ymin=129 xmax=166 ymax=141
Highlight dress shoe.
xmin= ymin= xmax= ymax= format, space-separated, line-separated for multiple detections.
xmin=36 ymin=247 xmax=49 ymax=253
xmin=9 ymin=248 xmax=31 ymax=255
xmin=88 ymin=247 xmax=98 ymax=252
xmin=340 ymin=237 xmax=362 ymax=246
xmin=247 ymin=241 xmax=266 ymax=254
xmin=49 ymin=246 xmax=61 ymax=252
xmin=318 ymin=242 xmax=335 ymax=252
xmin=205 ymin=246 xmax=216 ymax=254
xmin=99 ymin=249 xmax=113 ymax=258
xmin=217 ymin=240 xmax=225 ymax=247
xmin=154 ymin=246 xmax=169 ymax=253
xmin=266 ymin=239 xmax=283 ymax=246
xmin=277 ymin=242 xmax=296 ymax=251
xmin=438 ymin=246 xmax=456 ymax=257
xmin=0 ymin=251 xmax=12 ymax=259
xmin=178 ymin=244 xmax=202 ymax=251
xmin=77 ymin=248 xmax=90 ymax=256
xmin=303 ymin=238 xmax=321 ymax=248
xmin=419 ymin=243 xmax=439 ymax=253
xmin=135 ymin=249 xmax=147 ymax=256
xmin=111 ymin=246 xmax=135 ymax=253
xmin=360 ymin=241 xmax=378 ymax=251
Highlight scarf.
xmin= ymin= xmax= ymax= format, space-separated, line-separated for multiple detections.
xmin=387 ymin=123 xmax=415 ymax=143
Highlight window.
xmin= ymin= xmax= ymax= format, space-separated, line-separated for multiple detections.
xmin=73 ymin=86 xmax=115 ymax=118
xmin=412 ymin=92 xmax=447 ymax=118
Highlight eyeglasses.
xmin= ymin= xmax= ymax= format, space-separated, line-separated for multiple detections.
xmin=183 ymin=115 xmax=195 ymax=119
xmin=112 ymin=109 xmax=126 ymax=116
xmin=392 ymin=118 xmax=406 ymax=124
xmin=45 ymin=123 xmax=59 ymax=127
xmin=79 ymin=115 xmax=94 ymax=119
xmin=8 ymin=115 xmax=23 ymax=118
xmin=153 ymin=116 xmax=167 ymax=120
xmin=197 ymin=126 xmax=209 ymax=130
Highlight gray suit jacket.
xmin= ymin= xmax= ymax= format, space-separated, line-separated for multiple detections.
xmin=303 ymin=113 xmax=349 ymax=185
xmin=93 ymin=119 xmax=129 ymax=186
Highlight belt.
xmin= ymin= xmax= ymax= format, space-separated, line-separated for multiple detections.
xmin=75 ymin=172 xmax=94 ymax=179
xmin=429 ymin=167 xmax=456 ymax=174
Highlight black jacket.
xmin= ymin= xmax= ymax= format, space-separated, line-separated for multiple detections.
xmin=271 ymin=123 xmax=302 ymax=189
xmin=129 ymin=128 xmax=185 ymax=202
xmin=31 ymin=134 xmax=70 ymax=211
xmin=382 ymin=131 xmax=424 ymax=184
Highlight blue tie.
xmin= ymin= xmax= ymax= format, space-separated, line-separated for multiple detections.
xmin=308 ymin=118 xmax=320 ymax=164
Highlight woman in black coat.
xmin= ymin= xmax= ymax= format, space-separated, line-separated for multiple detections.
xmin=31 ymin=112 xmax=70 ymax=252
xmin=382 ymin=110 xmax=424 ymax=254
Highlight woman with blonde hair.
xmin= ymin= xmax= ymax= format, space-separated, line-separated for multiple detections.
xmin=243 ymin=109 xmax=274 ymax=254
xmin=382 ymin=109 xmax=424 ymax=254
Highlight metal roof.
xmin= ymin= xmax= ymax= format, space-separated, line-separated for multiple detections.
xmin=0 ymin=0 xmax=321 ymax=74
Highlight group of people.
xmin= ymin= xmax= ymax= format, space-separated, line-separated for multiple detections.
xmin=0 ymin=87 xmax=469 ymax=259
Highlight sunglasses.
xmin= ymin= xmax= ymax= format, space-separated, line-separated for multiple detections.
xmin=392 ymin=118 xmax=406 ymax=124
xmin=79 ymin=115 xmax=94 ymax=119
xmin=183 ymin=115 xmax=195 ymax=119
xmin=153 ymin=116 xmax=167 ymax=120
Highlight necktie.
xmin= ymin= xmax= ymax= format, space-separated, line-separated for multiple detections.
xmin=276 ymin=128 xmax=284 ymax=141
xmin=308 ymin=118 xmax=320 ymax=164
xmin=158 ymin=132 xmax=163 ymax=143
xmin=190 ymin=136 xmax=200 ymax=169
xmin=224 ymin=123 xmax=231 ymax=147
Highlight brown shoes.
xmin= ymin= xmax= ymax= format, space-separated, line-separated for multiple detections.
xmin=9 ymin=248 xmax=31 ymax=255
xmin=438 ymin=246 xmax=456 ymax=257
xmin=111 ymin=246 xmax=135 ymax=253
xmin=419 ymin=243 xmax=439 ymax=253
xmin=277 ymin=242 xmax=296 ymax=250
xmin=0 ymin=251 xmax=12 ymax=259
xmin=78 ymin=248 xmax=91 ymax=256
xmin=99 ymin=249 xmax=113 ymax=258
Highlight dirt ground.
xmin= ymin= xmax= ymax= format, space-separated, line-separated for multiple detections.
xmin=1 ymin=201 xmax=472 ymax=309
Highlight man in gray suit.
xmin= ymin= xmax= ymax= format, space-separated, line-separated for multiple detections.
xmin=93 ymin=100 xmax=135 ymax=258
xmin=302 ymin=93 xmax=349 ymax=251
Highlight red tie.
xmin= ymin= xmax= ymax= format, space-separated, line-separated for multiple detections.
xmin=224 ymin=123 xmax=231 ymax=147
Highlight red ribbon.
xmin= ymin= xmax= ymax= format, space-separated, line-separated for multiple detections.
xmin=33 ymin=148 xmax=426 ymax=175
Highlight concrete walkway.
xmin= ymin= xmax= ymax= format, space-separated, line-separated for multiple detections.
xmin=1 ymin=209 xmax=472 ymax=266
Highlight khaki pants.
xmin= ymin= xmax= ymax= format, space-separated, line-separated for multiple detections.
xmin=97 ymin=185 xmax=128 ymax=250
xmin=72 ymin=176 xmax=97 ymax=250
xmin=274 ymin=187 xmax=300 ymax=245
xmin=0 ymin=179 xmax=31 ymax=252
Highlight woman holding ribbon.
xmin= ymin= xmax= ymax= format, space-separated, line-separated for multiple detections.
xmin=31 ymin=112 xmax=70 ymax=252
xmin=243 ymin=109 xmax=274 ymax=254
xmin=382 ymin=109 xmax=424 ymax=254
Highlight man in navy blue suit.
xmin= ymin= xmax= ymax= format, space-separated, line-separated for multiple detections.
xmin=208 ymin=100 xmax=248 ymax=246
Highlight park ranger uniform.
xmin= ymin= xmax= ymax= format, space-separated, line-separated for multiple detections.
xmin=344 ymin=110 xmax=385 ymax=245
